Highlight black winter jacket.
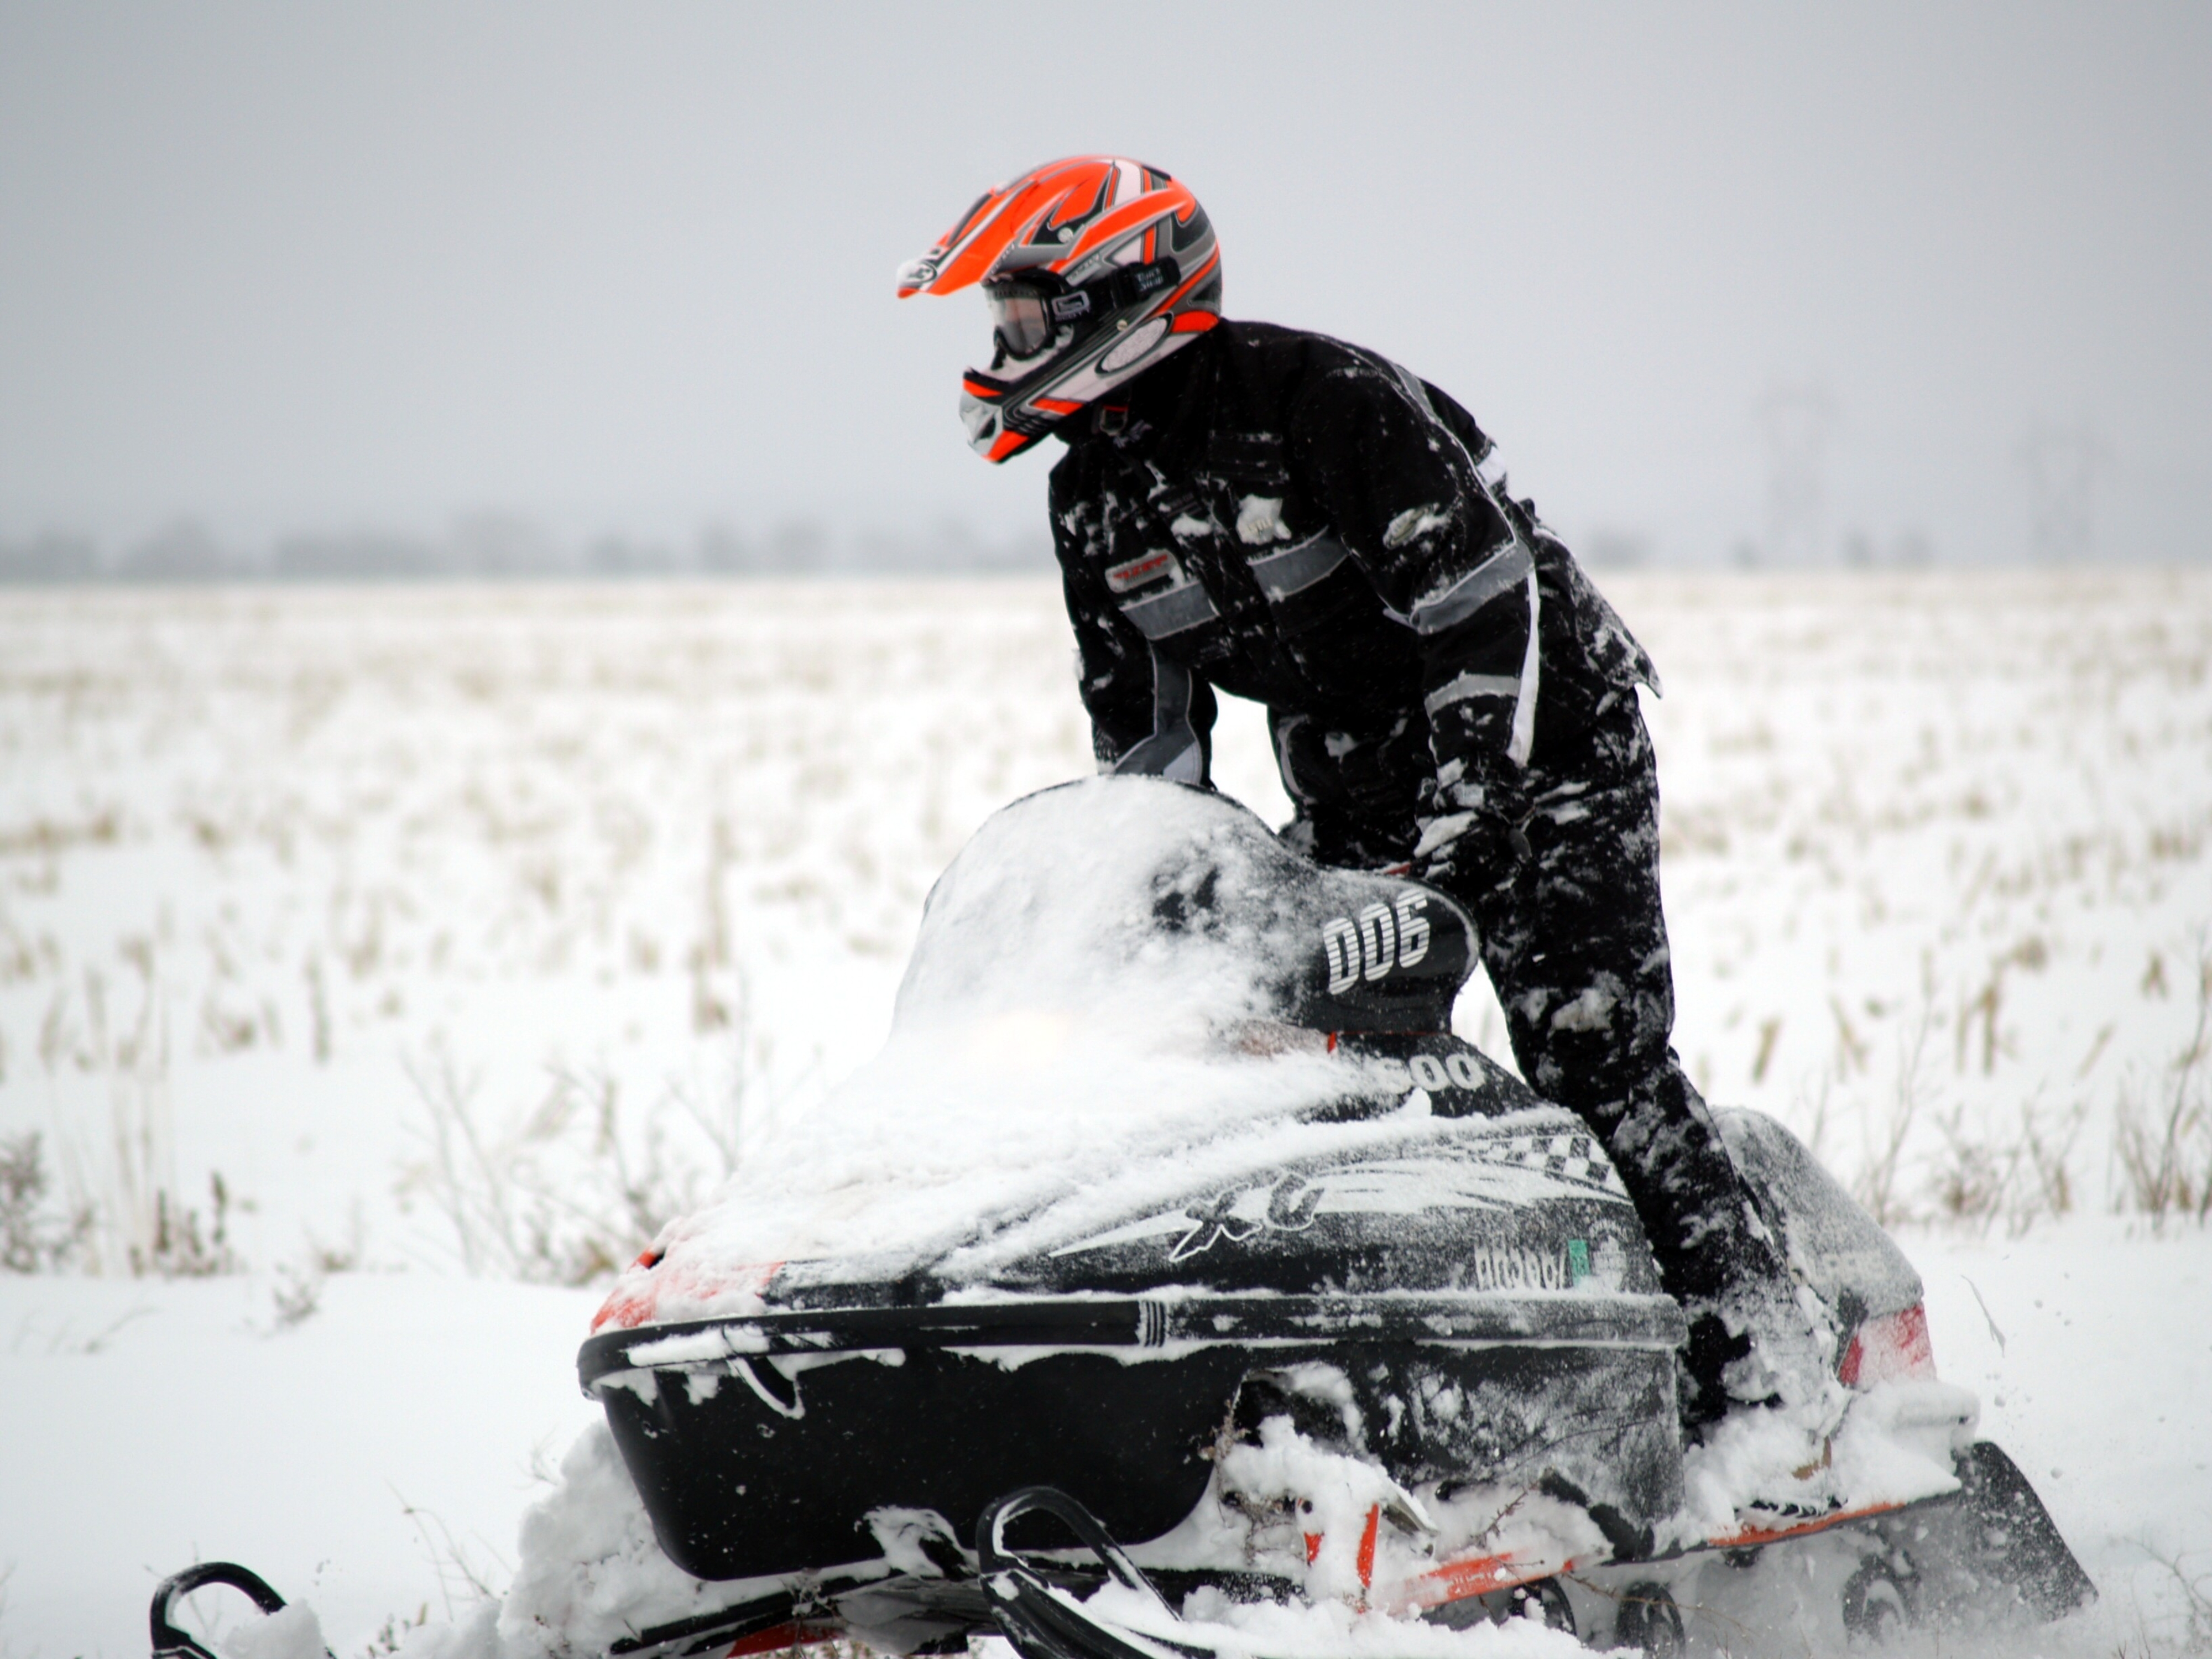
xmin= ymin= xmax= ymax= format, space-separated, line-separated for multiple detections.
xmin=1048 ymin=320 xmax=1655 ymax=868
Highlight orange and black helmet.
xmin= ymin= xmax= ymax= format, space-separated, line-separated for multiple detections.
xmin=897 ymin=156 xmax=1223 ymax=462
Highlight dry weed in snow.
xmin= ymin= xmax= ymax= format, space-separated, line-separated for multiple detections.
xmin=1618 ymin=570 xmax=2212 ymax=1233
xmin=0 ymin=571 xmax=2206 ymax=1279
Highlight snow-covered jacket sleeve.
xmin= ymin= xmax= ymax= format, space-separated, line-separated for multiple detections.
xmin=1285 ymin=354 xmax=1539 ymax=864
xmin=1048 ymin=452 xmax=1173 ymax=770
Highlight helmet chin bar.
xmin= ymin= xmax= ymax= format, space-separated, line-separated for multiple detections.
xmin=959 ymin=391 xmax=1001 ymax=453
xmin=962 ymin=319 xmax=1202 ymax=464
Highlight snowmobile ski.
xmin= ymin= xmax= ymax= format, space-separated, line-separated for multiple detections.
xmin=151 ymin=1563 xmax=331 ymax=1659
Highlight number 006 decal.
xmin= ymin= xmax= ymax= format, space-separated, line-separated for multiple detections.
xmin=1321 ymin=894 xmax=1433 ymax=994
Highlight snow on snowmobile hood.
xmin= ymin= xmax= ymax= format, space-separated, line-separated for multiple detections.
xmin=891 ymin=776 xmax=1473 ymax=1039
xmin=596 ymin=778 xmax=1489 ymax=1328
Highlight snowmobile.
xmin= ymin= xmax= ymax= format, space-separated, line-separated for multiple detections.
xmin=150 ymin=778 xmax=2093 ymax=1657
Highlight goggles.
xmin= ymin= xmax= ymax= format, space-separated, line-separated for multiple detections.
xmin=983 ymin=278 xmax=1089 ymax=361
xmin=983 ymin=257 xmax=1182 ymax=362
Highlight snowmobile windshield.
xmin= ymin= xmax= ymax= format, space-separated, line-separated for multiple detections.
xmin=890 ymin=776 xmax=1475 ymax=1040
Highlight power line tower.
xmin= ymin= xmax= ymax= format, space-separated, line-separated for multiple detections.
xmin=2016 ymin=418 xmax=2111 ymax=564
xmin=1757 ymin=382 xmax=1839 ymax=567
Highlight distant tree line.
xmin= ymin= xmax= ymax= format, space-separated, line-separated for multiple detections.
xmin=0 ymin=515 xmax=1051 ymax=583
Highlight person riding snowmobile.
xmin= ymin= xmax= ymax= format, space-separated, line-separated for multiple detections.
xmin=897 ymin=155 xmax=1837 ymax=1452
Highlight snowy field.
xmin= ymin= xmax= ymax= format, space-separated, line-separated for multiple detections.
xmin=2 ymin=571 xmax=2210 ymax=1656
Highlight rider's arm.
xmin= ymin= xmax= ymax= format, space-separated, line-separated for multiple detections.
xmin=1048 ymin=455 xmax=1172 ymax=770
xmin=1286 ymin=357 xmax=1541 ymax=874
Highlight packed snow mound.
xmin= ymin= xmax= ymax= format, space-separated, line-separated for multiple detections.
xmin=1070 ymin=1585 xmax=1591 ymax=1659
xmin=600 ymin=779 xmax=1424 ymax=1324
xmin=397 ymin=1422 xmax=714 ymax=1659
xmin=217 ymin=1604 xmax=327 ymax=1659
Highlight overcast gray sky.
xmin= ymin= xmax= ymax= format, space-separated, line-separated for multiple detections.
xmin=2 ymin=2 xmax=2205 ymax=564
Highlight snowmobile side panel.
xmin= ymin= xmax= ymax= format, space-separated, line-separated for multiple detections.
xmin=1715 ymin=1107 xmax=1923 ymax=1331
xmin=595 ymin=1333 xmax=1683 ymax=1583
xmin=585 ymin=1082 xmax=1690 ymax=1586
xmin=597 ymin=1344 xmax=1249 ymax=1582
xmin=1347 ymin=1342 xmax=1684 ymax=1536
xmin=576 ymin=1291 xmax=1689 ymax=1387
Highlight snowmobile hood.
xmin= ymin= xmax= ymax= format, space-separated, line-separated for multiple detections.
xmin=590 ymin=780 xmax=1513 ymax=1334
xmin=588 ymin=1052 xmax=1642 ymax=1332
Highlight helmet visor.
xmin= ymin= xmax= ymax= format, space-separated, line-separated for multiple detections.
xmin=984 ymin=284 xmax=1055 ymax=360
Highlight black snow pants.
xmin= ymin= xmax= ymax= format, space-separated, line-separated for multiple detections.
xmin=1417 ymin=699 xmax=1785 ymax=1429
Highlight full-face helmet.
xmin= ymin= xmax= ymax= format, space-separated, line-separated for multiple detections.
xmin=897 ymin=156 xmax=1222 ymax=462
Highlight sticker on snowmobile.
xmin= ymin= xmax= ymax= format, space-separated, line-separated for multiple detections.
xmin=1461 ymin=1240 xmax=1579 ymax=1291
xmin=1105 ymin=549 xmax=1182 ymax=592
xmin=1165 ymin=1174 xmax=1322 ymax=1260
xmin=1049 ymin=1129 xmax=1632 ymax=1261
xmin=1368 ymin=1050 xmax=1489 ymax=1093
xmin=1322 ymin=894 xmax=1432 ymax=993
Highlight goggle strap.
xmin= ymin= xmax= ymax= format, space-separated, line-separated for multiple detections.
xmin=1021 ymin=257 xmax=1184 ymax=330
xmin=1094 ymin=255 xmax=1181 ymax=316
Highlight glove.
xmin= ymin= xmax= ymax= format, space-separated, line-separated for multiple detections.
xmin=1411 ymin=766 xmax=1530 ymax=896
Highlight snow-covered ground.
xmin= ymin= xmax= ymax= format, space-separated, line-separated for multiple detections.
xmin=2 ymin=1220 xmax=2203 ymax=1657
xmin=2 ymin=571 xmax=2209 ymax=1656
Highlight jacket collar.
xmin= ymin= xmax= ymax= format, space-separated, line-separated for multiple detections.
xmin=1060 ymin=328 xmax=1218 ymax=461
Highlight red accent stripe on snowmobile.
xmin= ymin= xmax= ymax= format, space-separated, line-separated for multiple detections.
xmin=592 ymin=1260 xmax=783 ymax=1332
xmin=723 ymin=1621 xmax=836 ymax=1658
xmin=1355 ymin=1504 xmax=1380 ymax=1592
xmin=1400 ymin=1549 xmax=1572 ymax=1607
xmin=1839 ymin=1301 xmax=1934 ymax=1387
xmin=1708 ymin=1496 xmax=1911 ymax=1551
